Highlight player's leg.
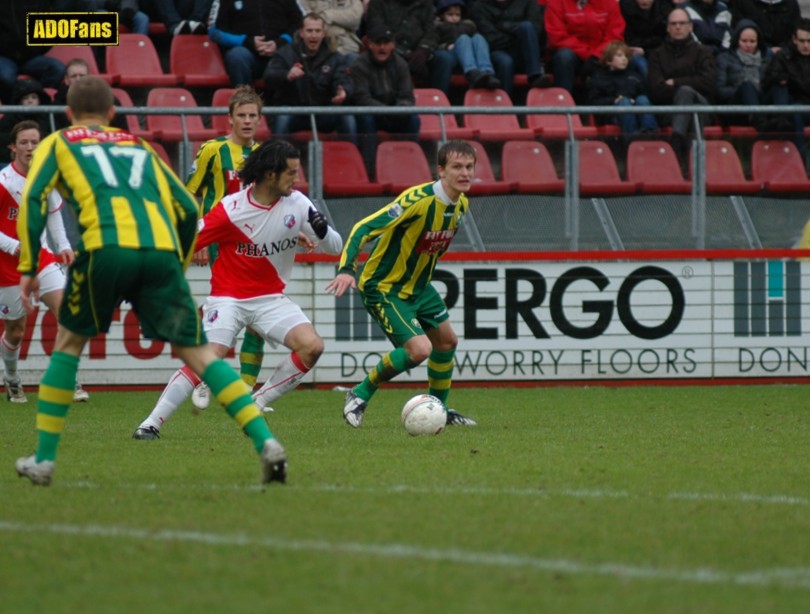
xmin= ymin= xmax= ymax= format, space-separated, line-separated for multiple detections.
xmin=0 ymin=286 xmax=28 ymax=402
xmin=135 ymin=252 xmax=285 ymax=484
xmin=425 ymin=320 xmax=475 ymax=426
xmin=238 ymin=327 xmax=265 ymax=387
xmin=344 ymin=290 xmax=426 ymax=427
xmin=39 ymin=265 xmax=90 ymax=403
xmin=15 ymin=325 xmax=89 ymax=485
xmin=132 ymin=341 xmax=230 ymax=439
xmin=252 ymin=323 xmax=323 ymax=411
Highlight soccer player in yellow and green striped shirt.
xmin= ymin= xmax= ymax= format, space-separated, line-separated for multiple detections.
xmin=326 ymin=140 xmax=479 ymax=429
xmin=14 ymin=76 xmax=287 ymax=487
xmin=186 ymin=86 xmax=267 ymax=394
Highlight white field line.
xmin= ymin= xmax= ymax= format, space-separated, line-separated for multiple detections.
xmin=1 ymin=519 xmax=809 ymax=590
xmin=27 ymin=480 xmax=810 ymax=508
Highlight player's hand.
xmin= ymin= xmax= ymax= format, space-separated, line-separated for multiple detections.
xmin=58 ymin=249 xmax=75 ymax=265
xmin=298 ymin=232 xmax=316 ymax=252
xmin=308 ymin=207 xmax=329 ymax=239
xmin=19 ymin=275 xmax=40 ymax=314
xmin=192 ymin=248 xmax=210 ymax=266
xmin=325 ymin=273 xmax=356 ymax=297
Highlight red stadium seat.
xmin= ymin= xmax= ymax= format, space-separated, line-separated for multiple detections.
xmin=375 ymin=141 xmax=434 ymax=194
xmin=468 ymin=141 xmax=514 ymax=195
xmin=106 ymin=34 xmax=178 ymax=87
xmin=751 ymin=140 xmax=810 ymax=194
xmin=295 ymin=162 xmax=309 ymax=194
xmin=525 ymin=88 xmax=599 ymax=139
xmin=413 ymin=88 xmax=475 ymax=141
xmin=578 ymin=141 xmax=639 ymax=196
xmin=501 ymin=141 xmax=564 ymax=193
xmin=111 ymin=87 xmax=154 ymax=140
xmin=696 ymin=140 xmax=760 ymax=194
xmin=170 ymin=35 xmax=231 ymax=88
xmin=627 ymin=140 xmax=691 ymax=194
xmin=45 ymin=45 xmax=112 ymax=82
xmin=146 ymin=87 xmax=217 ymax=142
xmin=210 ymin=88 xmax=272 ymax=140
xmin=462 ymin=89 xmax=534 ymax=141
xmin=321 ymin=141 xmax=388 ymax=196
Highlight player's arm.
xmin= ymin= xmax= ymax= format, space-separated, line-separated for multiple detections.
xmin=184 ymin=141 xmax=214 ymax=196
xmin=18 ymin=134 xmax=61 ymax=275
xmin=146 ymin=142 xmax=200 ymax=269
xmin=45 ymin=190 xmax=73 ymax=260
xmin=0 ymin=187 xmax=20 ymax=255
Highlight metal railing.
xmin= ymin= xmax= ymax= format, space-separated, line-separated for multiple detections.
xmin=4 ymin=102 xmax=809 ymax=250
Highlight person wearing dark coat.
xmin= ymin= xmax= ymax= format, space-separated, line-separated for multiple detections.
xmin=365 ymin=0 xmax=455 ymax=95
xmin=761 ymin=18 xmax=810 ymax=158
xmin=263 ymin=13 xmax=357 ymax=143
xmin=648 ymin=8 xmax=716 ymax=164
xmin=349 ymin=25 xmax=420 ymax=179
xmin=0 ymin=79 xmax=53 ymax=166
xmin=716 ymin=19 xmax=775 ymax=130
xmin=435 ymin=0 xmax=500 ymax=89
xmin=729 ymin=0 xmax=801 ymax=53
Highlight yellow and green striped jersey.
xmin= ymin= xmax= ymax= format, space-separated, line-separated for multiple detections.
xmin=186 ymin=136 xmax=258 ymax=214
xmin=338 ymin=181 xmax=469 ymax=299
xmin=18 ymin=125 xmax=199 ymax=275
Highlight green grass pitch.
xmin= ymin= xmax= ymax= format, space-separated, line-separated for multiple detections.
xmin=2 ymin=385 xmax=810 ymax=612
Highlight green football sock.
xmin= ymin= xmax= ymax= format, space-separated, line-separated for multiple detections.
xmin=35 ymin=351 xmax=79 ymax=462
xmin=239 ymin=329 xmax=265 ymax=388
xmin=355 ymin=347 xmax=416 ymax=401
xmin=428 ymin=348 xmax=455 ymax=406
xmin=203 ymin=359 xmax=272 ymax=453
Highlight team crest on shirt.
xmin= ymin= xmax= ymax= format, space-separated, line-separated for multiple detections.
xmin=388 ymin=204 xmax=403 ymax=218
xmin=284 ymin=214 xmax=296 ymax=229
xmin=206 ymin=309 xmax=219 ymax=323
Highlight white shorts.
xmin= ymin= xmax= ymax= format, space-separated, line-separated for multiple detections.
xmin=0 ymin=263 xmax=67 ymax=320
xmin=201 ymin=294 xmax=310 ymax=349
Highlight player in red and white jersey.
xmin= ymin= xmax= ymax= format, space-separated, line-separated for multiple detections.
xmin=132 ymin=140 xmax=342 ymax=439
xmin=0 ymin=120 xmax=76 ymax=403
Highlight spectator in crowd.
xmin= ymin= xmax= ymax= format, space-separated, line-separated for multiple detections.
xmin=0 ymin=0 xmax=65 ymax=104
xmin=0 ymin=79 xmax=54 ymax=166
xmin=648 ymin=8 xmax=716 ymax=168
xmin=545 ymin=0 xmax=626 ymax=98
xmin=620 ymin=0 xmax=673 ymax=80
xmin=683 ymin=0 xmax=733 ymax=55
xmin=762 ymin=18 xmax=810 ymax=159
xmin=211 ymin=0 xmax=303 ymax=89
xmin=264 ymin=13 xmax=357 ymax=143
xmin=300 ymin=0 xmax=364 ymax=59
xmin=729 ymin=0 xmax=801 ymax=54
xmin=435 ymin=0 xmax=501 ymax=89
xmin=587 ymin=41 xmax=659 ymax=135
xmin=365 ymin=0 xmax=455 ymax=95
xmin=716 ymin=19 xmax=774 ymax=129
xmin=141 ymin=0 xmax=213 ymax=36
xmin=470 ymin=0 xmax=547 ymax=98
xmin=52 ymin=59 xmax=129 ymax=131
xmin=349 ymin=25 xmax=420 ymax=178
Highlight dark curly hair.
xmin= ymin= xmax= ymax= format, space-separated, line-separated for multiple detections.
xmin=239 ymin=139 xmax=300 ymax=185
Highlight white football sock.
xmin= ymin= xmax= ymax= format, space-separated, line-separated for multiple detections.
xmin=252 ymin=352 xmax=309 ymax=409
xmin=139 ymin=366 xmax=199 ymax=430
xmin=1 ymin=333 xmax=20 ymax=380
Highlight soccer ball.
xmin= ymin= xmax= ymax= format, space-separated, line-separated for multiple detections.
xmin=401 ymin=394 xmax=446 ymax=436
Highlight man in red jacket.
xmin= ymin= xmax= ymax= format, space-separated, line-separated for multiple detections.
xmin=545 ymin=0 xmax=626 ymax=96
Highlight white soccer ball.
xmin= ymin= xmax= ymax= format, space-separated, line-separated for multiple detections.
xmin=401 ymin=394 xmax=446 ymax=436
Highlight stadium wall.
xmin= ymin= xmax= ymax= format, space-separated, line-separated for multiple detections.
xmin=13 ymin=253 xmax=810 ymax=386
